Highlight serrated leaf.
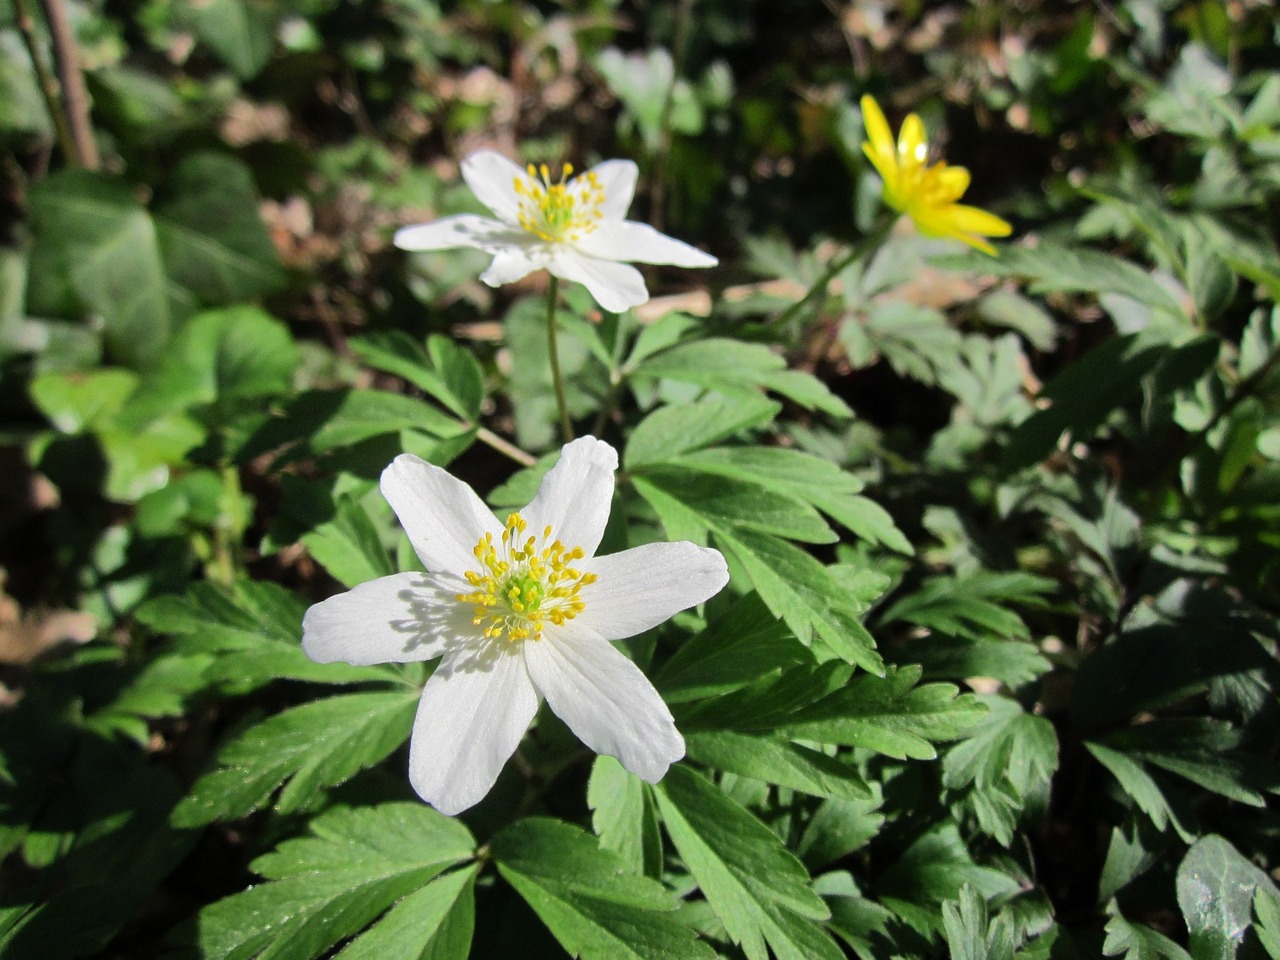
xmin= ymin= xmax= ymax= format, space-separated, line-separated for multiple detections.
xmin=671 ymin=447 xmax=910 ymax=553
xmin=588 ymin=756 xmax=663 ymax=878
xmin=654 ymin=765 xmax=842 ymax=960
xmin=301 ymin=494 xmax=397 ymax=588
xmin=779 ymin=665 xmax=987 ymax=759
xmin=942 ymin=885 xmax=1018 ymax=960
xmin=943 ymin=697 xmax=1058 ymax=793
xmin=633 ymin=338 xmax=850 ymax=416
xmin=491 ymin=817 xmax=714 ymax=960
xmin=892 ymin=635 xmax=1051 ymax=687
xmin=1255 ymin=888 xmax=1280 ymax=960
xmin=656 ymin=591 xmax=812 ymax=703
xmin=1085 ymin=742 xmax=1191 ymax=840
xmin=1103 ymin=901 xmax=1194 ymax=960
xmin=1177 ymin=835 xmax=1280 ymax=960
xmin=173 ymin=690 xmax=418 ymax=826
xmin=196 ymin=803 xmax=475 ymax=960
xmin=880 ymin=572 xmax=1054 ymax=642
xmin=797 ymin=792 xmax=885 ymax=871
xmin=350 ymin=332 xmax=485 ymax=422
xmin=136 ymin=580 xmax=389 ymax=689
xmin=685 ymin=731 xmax=870 ymax=799
xmin=625 ymin=395 xmax=780 ymax=468
xmin=237 ymin=388 xmax=467 ymax=465
xmin=335 ymin=864 xmax=478 ymax=960
xmin=676 ymin=661 xmax=854 ymax=734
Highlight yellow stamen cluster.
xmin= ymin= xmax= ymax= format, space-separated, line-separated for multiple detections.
xmin=513 ymin=162 xmax=606 ymax=243
xmin=456 ymin=511 xmax=598 ymax=643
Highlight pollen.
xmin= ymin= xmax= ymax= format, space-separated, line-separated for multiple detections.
xmin=513 ymin=162 xmax=606 ymax=244
xmin=456 ymin=512 xmax=598 ymax=643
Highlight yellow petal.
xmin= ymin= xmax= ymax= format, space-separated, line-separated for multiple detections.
xmin=860 ymin=95 xmax=900 ymax=198
xmin=947 ymin=204 xmax=1013 ymax=237
xmin=927 ymin=164 xmax=970 ymax=204
xmin=897 ymin=113 xmax=929 ymax=176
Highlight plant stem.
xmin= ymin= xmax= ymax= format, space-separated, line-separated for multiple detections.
xmin=649 ymin=0 xmax=694 ymax=232
xmin=768 ymin=217 xmax=893 ymax=332
xmin=11 ymin=0 xmax=77 ymax=165
xmin=37 ymin=0 xmax=99 ymax=169
xmin=476 ymin=426 xmax=536 ymax=468
xmin=545 ymin=276 xmax=574 ymax=442
xmin=210 ymin=464 xmax=245 ymax=588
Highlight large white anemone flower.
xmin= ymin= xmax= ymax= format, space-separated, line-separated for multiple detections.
xmin=302 ymin=437 xmax=729 ymax=815
xmin=393 ymin=151 xmax=717 ymax=313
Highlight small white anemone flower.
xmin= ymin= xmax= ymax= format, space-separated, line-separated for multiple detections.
xmin=393 ymin=151 xmax=717 ymax=313
xmin=302 ymin=437 xmax=729 ymax=816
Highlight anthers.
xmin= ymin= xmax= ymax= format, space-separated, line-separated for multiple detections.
xmin=512 ymin=162 xmax=606 ymax=244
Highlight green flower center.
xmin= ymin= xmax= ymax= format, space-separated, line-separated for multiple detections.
xmin=513 ymin=163 xmax=606 ymax=244
xmin=456 ymin=511 xmax=597 ymax=643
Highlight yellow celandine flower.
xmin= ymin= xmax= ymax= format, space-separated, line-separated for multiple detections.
xmin=860 ymin=94 xmax=1012 ymax=255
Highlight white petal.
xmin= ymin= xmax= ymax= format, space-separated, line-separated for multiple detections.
xmin=523 ymin=622 xmax=684 ymax=782
xmin=480 ymin=248 xmax=543 ymax=287
xmin=574 ymin=220 xmax=717 ymax=268
xmin=520 ymin=436 xmax=618 ymax=558
xmin=408 ymin=643 xmax=540 ymax=815
xmin=393 ymin=215 xmax=525 ymax=254
xmin=460 ymin=151 xmax=528 ymax=225
xmin=575 ymin=541 xmax=729 ymax=640
xmin=381 ymin=454 xmax=504 ymax=578
xmin=548 ymin=250 xmax=649 ymax=313
xmin=302 ymin=572 xmax=480 ymax=665
xmin=587 ymin=159 xmax=639 ymax=219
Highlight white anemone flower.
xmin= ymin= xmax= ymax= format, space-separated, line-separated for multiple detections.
xmin=302 ymin=436 xmax=729 ymax=816
xmin=393 ymin=151 xmax=717 ymax=313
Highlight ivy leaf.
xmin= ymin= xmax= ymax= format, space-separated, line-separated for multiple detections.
xmin=1177 ymin=835 xmax=1280 ymax=960
xmin=172 ymin=689 xmax=419 ymax=826
xmin=654 ymin=765 xmax=844 ymax=960
xmin=491 ymin=817 xmax=715 ymax=960
xmin=194 ymin=804 xmax=475 ymax=960
xmin=779 ymin=665 xmax=987 ymax=760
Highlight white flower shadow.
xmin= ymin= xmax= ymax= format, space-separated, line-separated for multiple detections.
xmin=387 ymin=574 xmax=506 ymax=675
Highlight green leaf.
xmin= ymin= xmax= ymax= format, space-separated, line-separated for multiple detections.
xmin=301 ymin=494 xmax=397 ymax=589
xmin=625 ymin=395 xmax=780 ymax=468
xmin=942 ymin=885 xmax=1018 ymax=960
xmin=876 ymin=821 xmax=1020 ymax=937
xmin=27 ymin=172 xmax=172 ymax=367
xmin=797 ymin=793 xmax=885 ymax=871
xmin=671 ymin=446 xmax=911 ymax=553
xmin=350 ymin=333 xmax=485 ymax=422
xmin=891 ymin=635 xmax=1052 ymax=688
xmin=684 ymin=731 xmax=870 ymax=799
xmin=237 ymin=389 xmax=466 ymax=465
xmin=196 ymin=803 xmax=475 ymax=960
xmin=491 ymin=817 xmax=714 ymax=960
xmin=172 ymin=689 xmax=418 ymax=826
xmin=943 ymin=697 xmax=1058 ymax=794
xmin=942 ymin=243 xmax=1185 ymax=317
xmin=154 ymin=152 xmax=286 ymax=304
xmin=633 ymin=338 xmax=850 ymax=416
xmin=780 ymin=665 xmax=987 ymax=760
xmin=880 ymin=572 xmax=1054 ymax=642
xmin=1254 ymin=888 xmax=1280 ymax=960
xmin=654 ymin=765 xmax=843 ymax=960
xmin=1085 ymin=742 xmax=1190 ymax=840
xmin=1177 ymin=835 xmax=1280 ymax=960
xmin=656 ymin=591 xmax=812 ymax=703
xmin=588 ymin=756 xmax=663 ymax=878
xmin=1103 ymin=900 xmax=1194 ymax=960
xmin=173 ymin=0 xmax=275 ymax=79
xmin=146 ymin=306 xmax=298 ymax=419
xmin=1100 ymin=718 xmax=1272 ymax=807
xmin=677 ymin=661 xmax=853 ymax=734
xmin=136 ymin=580 xmax=390 ymax=690
xmin=335 ymin=864 xmax=478 ymax=960
xmin=30 ymin=368 xmax=138 ymax=433
xmin=635 ymin=465 xmax=836 ymax=543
